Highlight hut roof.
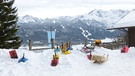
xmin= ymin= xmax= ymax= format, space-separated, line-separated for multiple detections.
xmin=108 ymin=10 xmax=135 ymax=30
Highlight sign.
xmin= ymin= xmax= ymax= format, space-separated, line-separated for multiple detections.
xmin=47 ymin=31 xmax=55 ymax=48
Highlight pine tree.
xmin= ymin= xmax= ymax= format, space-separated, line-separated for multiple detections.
xmin=0 ymin=0 xmax=22 ymax=49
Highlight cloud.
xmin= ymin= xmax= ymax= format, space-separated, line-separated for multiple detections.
xmin=14 ymin=0 xmax=135 ymax=18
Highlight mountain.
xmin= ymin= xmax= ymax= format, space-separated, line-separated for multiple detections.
xmin=17 ymin=9 xmax=130 ymax=45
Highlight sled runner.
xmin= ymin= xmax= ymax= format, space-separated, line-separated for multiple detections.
xmin=9 ymin=50 xmax=18 ymax=59
xmin=18 ymin=53 xmax=28 ymax=63
xmin=80 ymin=47 xmax=91 ymax=53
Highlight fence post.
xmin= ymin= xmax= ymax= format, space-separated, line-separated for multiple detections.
xmin=29 ymin=39 xmax=32 ymax=50
xmin=51 ymin=38 xmax=54 ymax=49
xmin=78 ymin=39 xmax=80 ymax=44
xmin=69 ymin=38 xmax=72 ymax=46
xmin=85 ymin=39 xmax=88 ymax=45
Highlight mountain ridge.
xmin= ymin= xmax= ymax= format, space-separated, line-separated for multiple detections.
xmin=17 ymin=9 xmax=131 ymax=44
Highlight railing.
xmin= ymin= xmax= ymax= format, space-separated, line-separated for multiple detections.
xmin=101 ymin=41 xmax=126 ymax=50
xmin=28 ymin=39 xmax=54 ymax=50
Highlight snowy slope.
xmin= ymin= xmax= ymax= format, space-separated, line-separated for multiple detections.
xmin=0 ymin=45 xmax=135 ymax=76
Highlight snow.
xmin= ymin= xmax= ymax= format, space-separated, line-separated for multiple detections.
xmin=101 ymin=38 xmax=115 ymax=43
xmin=0 ymin=44 xmax=135 ymax=76
xmin=18 ymin=10 xmax=129 ymax=28
xmin=79 ymin=9 xmax=129 ymax=27
xmin=79 ymin=27 xmax=91 ymax=39
xmin=18 ymin=15 xmax=39 ymax=23
xmin=114 ymin=10 xmax=135 ymax=28
xmin=60 ymin=24 xmax=65 ymax=29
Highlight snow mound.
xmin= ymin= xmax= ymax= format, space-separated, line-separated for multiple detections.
xmin=0 ymin=45 xmax=135 ymax=76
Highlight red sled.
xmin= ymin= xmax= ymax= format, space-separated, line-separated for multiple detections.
xmin=121 ymin=46 xmax=129 ymax=53
xmin=80 ymin=47 xmax=91 ymax=53
xmin=9 ymin=50 xmax=18 ymax=59
xmin=87 ymin=51 xmax=92 ymax=60
xmin=51 ymin=59 xmax=59 ymax=66
xmin=87 ymin=55 xmax=92 ymax=60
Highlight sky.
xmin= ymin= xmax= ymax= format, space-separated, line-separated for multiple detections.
xmin=14 ymin=0 xmax=135 ymax=18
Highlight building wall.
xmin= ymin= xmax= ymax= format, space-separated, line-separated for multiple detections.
xmin=128 ymin=27 xmax=135 ymax=47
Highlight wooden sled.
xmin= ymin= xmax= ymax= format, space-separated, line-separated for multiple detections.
xmin=9 ymin=50 xmax=18 ymax=59
xmin=51 ymin=59 xmax=59 ymax=66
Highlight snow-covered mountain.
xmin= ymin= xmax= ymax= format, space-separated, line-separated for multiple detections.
xmin=18 ymin=15 xmax=44 ymax=23
xmin=18 ymin=9 xmax=129 ymax=27
xmin=78 ymin=9 xmax=129 ymax=27
xmin=17 ymin=9 xmax=131 ymax=44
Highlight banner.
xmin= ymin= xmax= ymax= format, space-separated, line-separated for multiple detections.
xmin=47 ymin=31 xmax=56 ymax=48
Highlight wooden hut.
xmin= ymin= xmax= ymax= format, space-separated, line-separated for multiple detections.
xmin=108 ymin=10 xmax=135 ymax=47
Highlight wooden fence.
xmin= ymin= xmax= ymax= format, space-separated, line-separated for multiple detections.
xmin=28 ymin=39 xmax=54 ymax=50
